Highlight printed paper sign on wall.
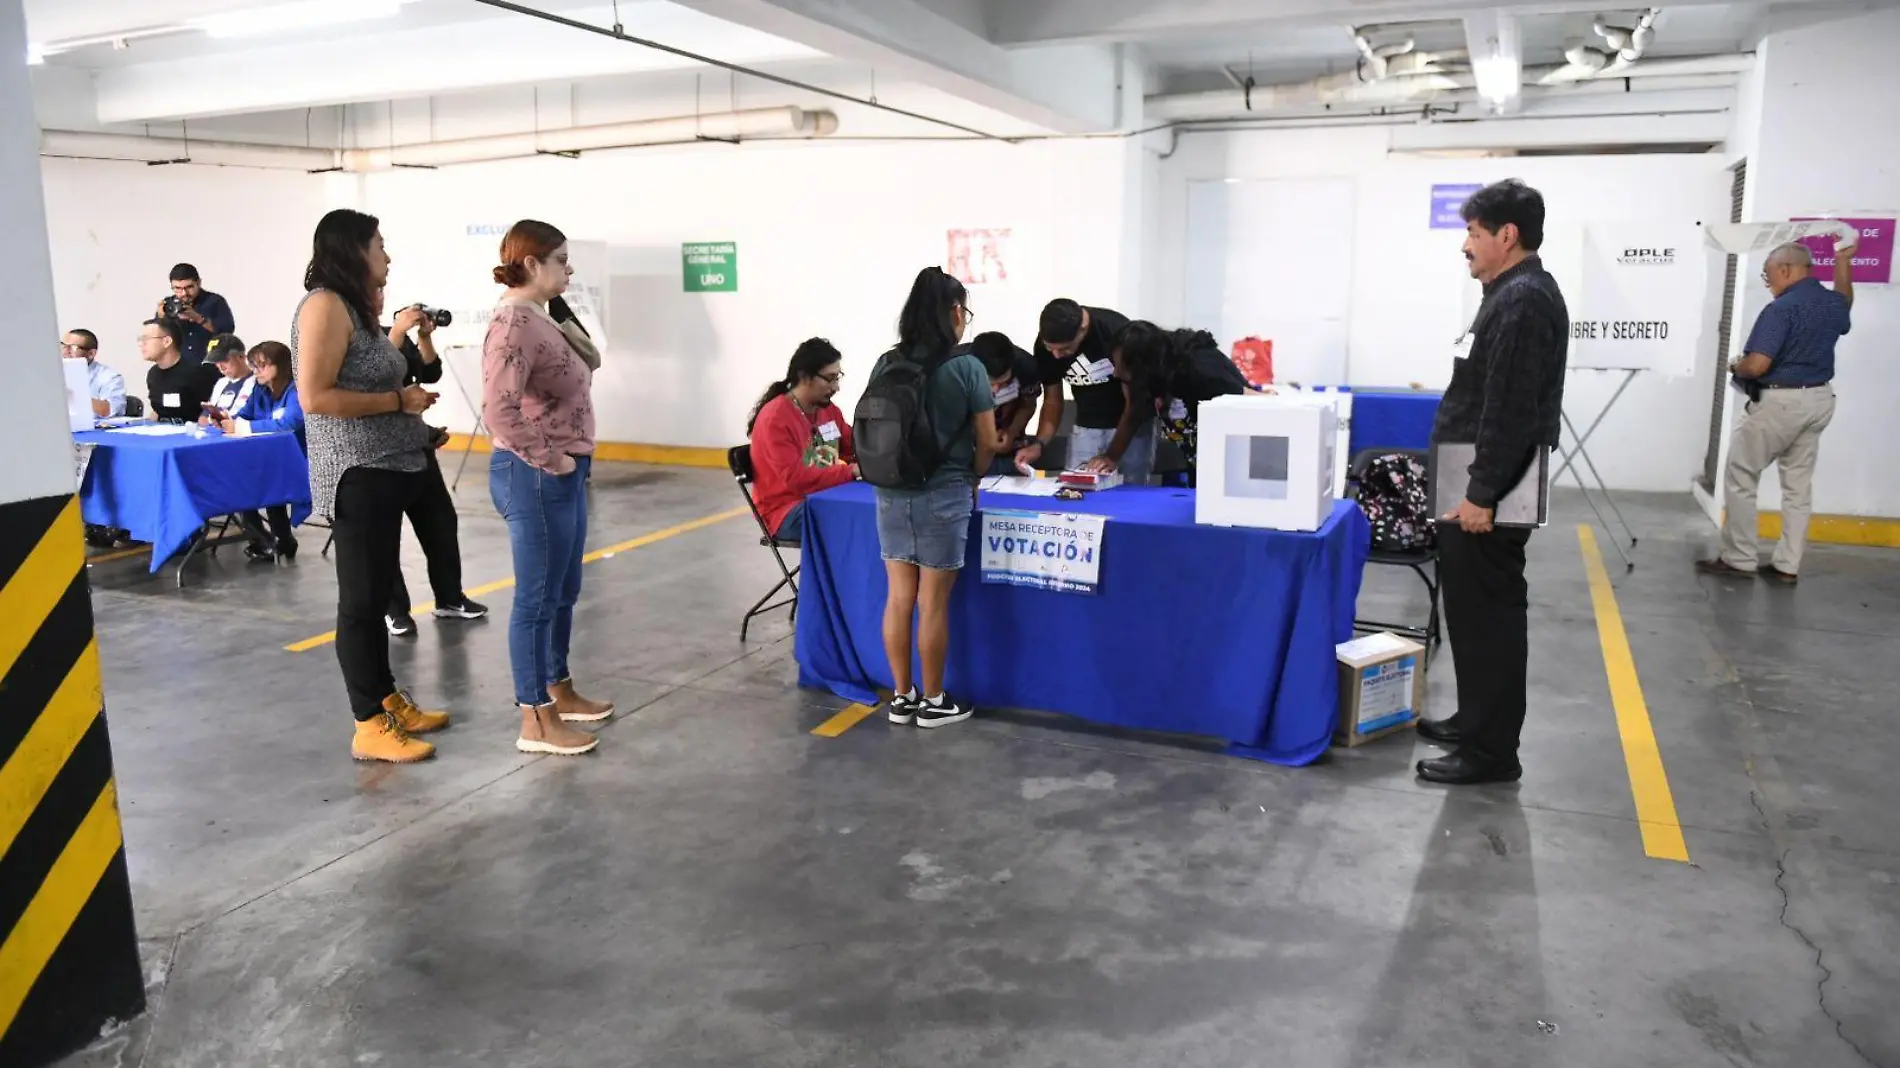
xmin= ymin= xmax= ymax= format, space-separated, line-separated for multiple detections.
xmin=980 ymin=511 xmax=1105 ymax=594
xmin=1566 ymin=223 xmax=1707 ymax=376
xmin=947 ymin=229 xmax=1011 ymax=285
xmin=683 ymin=242 xmax=738 ymax=292
xmin=1792 ymin=217 xmax=1893 ymax=285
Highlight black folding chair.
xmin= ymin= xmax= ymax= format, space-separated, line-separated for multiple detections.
xmin=727 ymin=445 xmax=800 ymax=641
xmin=1345 ymin=447 xmax=1441 ymax=654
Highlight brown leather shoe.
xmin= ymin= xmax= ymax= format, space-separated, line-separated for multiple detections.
xmin=352 ymin=713 xmax=436 ymax=763
xmin=547 ymin=678 xmax=615 ymax=723
xmin=385 ymin=690 xmax=450 ymax=734
xmin=1764 ymin=565 xmax=1798 ymax=585
xmin=1694 ymin=558 xmax=1756 ymax=577
xmin=516 ymin=704 xmax=599 ymax=756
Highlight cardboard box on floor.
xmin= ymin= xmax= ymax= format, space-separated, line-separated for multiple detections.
xmin=1334 ymin=632 xmax=1425 ymax=747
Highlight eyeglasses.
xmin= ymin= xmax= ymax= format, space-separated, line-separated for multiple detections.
xmin=59 ymin=342 xmax=93 ymax=354
xmin=818 ymin=371 xmax=844 ymax=384
xmin=961 ymin=306 xmax=975 ymax=323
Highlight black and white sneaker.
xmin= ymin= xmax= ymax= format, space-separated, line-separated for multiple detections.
xmin=913 ymin=693 xmax=973 ymax=729
xmin=887 ymin=690 xmax=920 ymax=725
xmin=434 ymin=598 xmax=489 ymax=620
xmin=386 ymin=613 xmax=418 ymax=637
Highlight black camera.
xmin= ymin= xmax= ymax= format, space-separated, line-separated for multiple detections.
xmin=162 ymin=296 xmax=185 ymax=316
xmin=413 ymin=305 xmax=453 ymax=328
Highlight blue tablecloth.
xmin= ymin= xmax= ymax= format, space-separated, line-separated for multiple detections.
xmin=76 ymin=429 xmax=311 ymax=572
xmin=795 ymin=483 xmax=1371 ymax=766
xmin=1338 ymin=388 xmax=1442 ymax=457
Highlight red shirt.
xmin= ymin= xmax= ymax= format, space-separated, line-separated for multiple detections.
xmin=749 ymin=394 xmax=856 ymax=536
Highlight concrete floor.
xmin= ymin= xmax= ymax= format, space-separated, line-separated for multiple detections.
xmin=56 ymin=463 xmax=1900 ymax=1068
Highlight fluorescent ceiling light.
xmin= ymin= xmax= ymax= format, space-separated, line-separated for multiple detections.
xmin=1472 ymin=56 xmax=1521 ymax=104
xmin=194 ymin=0 xmax=403 ymax=40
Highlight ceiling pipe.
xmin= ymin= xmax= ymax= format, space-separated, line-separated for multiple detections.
xmin=1542 ymin=7 xmax=1662 ymax=83
xmin=40 ymin=106 xmax=838 ymax=172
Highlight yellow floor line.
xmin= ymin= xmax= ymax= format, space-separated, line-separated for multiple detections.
xmin=284 ymin=507 xmax=747 ymax=653
xmin=812 ymin=703 xmax=878 ymax=738
xmin=1578 ymin=525 xmax=1691 ymax=863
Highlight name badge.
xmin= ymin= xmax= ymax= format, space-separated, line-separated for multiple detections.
xmin=162 ymin=393 xmax=181 ymax=408
xmin=1085 ymin=357 xmax=1115 ymax=382
xmin=1167 ymin=398 xmax=1189 ymax=420
xmin=991 ymin=379 xmax=1020 ymax=405
xmin=273 ymin=407 xmax=287 ymax=420
xmin=817 ymin=421 xmax=841 ymax=442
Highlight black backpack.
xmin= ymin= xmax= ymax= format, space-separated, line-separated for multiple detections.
xmin=854 ymin=347 xmax=953 ymax=490
xmin=1353 ymin=453 xmax=1436 ymax=553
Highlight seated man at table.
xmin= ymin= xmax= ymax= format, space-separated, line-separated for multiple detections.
xmin=140 ymin=317 xmax=219 ymax=423
xmin=971 ymin=331 xmax=1041 ymax=475
xmin=746 ymin=337 xmax=858 ymax=542
xmin=1111 ymin=321 xmax=1248 ymax=486
xmin=63 ymin=329 xmax=125 ymax=418
xmin=214 ymin=340 xmax=304 ymax=561
xmin=202 ymin=333 xmax=255 ymax=417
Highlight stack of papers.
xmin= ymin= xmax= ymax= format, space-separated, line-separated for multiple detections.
xmin=110 ymin=423 xmax=193 ymax=437
xmin=979 ymin=475 xmax=1062 ymax=497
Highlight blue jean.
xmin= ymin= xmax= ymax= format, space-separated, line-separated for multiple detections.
xmin=775 ymin=501 xmax=808 ymax=544
xmin=876 ymin=481 xmax=973 ymax=571
xmin=490 ymin=449 xmax=590 ymax=706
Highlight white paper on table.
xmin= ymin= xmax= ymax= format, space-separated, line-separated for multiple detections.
xmin=980 ymin=475 xmax=1062 ymax=497
xmin=1336 ymin=631 xmax=1414 ymax=661
xmin=110 ymin=423 xmax=194 ymax=437
xmin=1705 ymin=220 xmax=1858 ymax=255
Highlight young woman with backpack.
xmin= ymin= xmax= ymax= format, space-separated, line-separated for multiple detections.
xmin=854 ymin=267 xmax=997 ymax=728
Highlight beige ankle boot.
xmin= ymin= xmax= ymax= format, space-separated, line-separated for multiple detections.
xmin=516 ymin=703 xmax=599 ymax=756
xmin=548 ymin=678 xmax=615 ymax=723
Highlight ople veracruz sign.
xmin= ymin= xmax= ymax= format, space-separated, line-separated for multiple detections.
xmin=682 ymin=242 xmax=738 ymax=292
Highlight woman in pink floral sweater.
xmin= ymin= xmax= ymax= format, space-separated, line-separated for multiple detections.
xmin=482 ymin=219 xmax=613 ymax=756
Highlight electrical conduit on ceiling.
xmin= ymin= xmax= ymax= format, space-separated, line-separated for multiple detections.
xmin=38 ymin=106 xmax=838 ymax=171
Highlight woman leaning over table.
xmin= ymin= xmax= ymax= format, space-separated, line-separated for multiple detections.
xmin=484 ymin=219 xmax=613 ymax=757
xmin=293 ymin=209 xmax=451 ymax=764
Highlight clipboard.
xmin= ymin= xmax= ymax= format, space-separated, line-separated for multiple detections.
xmin=1430 ymin=443 xmax=1549 ymax=528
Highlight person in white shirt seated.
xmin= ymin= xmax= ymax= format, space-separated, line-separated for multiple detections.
xmin=61 ymin=329 xmax=125 ymax=418
xmin=201 ymin=333 xmax=255 ymax=419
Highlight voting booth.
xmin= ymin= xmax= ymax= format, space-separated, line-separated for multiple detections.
xmin=1195 ymin=394 xmax=1339 ymax=532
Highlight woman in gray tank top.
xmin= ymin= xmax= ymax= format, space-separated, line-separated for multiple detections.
xmin=292 ymin=209 xmax=451 ymax=764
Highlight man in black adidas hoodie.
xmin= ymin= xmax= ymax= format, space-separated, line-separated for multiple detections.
xmin=1417 ymin=179 xmax=1569 ymax=786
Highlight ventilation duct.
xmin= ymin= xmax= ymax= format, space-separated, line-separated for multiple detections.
xmin=1542 ymin=8 xmax=1662 ymax=83
xmin=39 ymin=106 xmax=838 ymax=172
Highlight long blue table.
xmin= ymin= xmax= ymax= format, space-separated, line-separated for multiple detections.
xmin=795 ymin=483 xmax=1371 ymax=766
xmin=1338 ymin=388 xmax=1442 ymax=457
xmin=76 ymin=428 xmax=311 ymax=573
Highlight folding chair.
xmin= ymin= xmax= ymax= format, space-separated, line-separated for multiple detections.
xmin=727 ymin=445 xmax=800 ymax=641
xmin=1345 ymin=447 xmax=1441 ymax=654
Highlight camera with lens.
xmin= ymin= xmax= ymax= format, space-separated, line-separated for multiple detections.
xmin=412 ymin=305 xmax=453 ymax=328
xmin=162 ymin=296 xmax=185 ymax=317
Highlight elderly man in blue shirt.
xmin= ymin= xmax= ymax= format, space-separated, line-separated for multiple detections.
xmin=61 ymin=328 xmax=125 ymax=418
xmin=1698 ymin=240 xmax=1855 ymax=584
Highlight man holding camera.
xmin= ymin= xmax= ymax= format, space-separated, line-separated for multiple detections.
xmin=155 ymin=263 xmax=236 ymax=366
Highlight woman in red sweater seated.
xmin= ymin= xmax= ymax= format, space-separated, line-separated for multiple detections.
xmin=746 ymin=338 xmax=858 ymax=542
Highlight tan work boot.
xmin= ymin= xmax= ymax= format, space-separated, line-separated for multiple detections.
xmin=548 ymin=678 xmax=615 ymax=723
xmin=516 ymin=704 xmax=599 ymax=756
xmin=385 ymin=690 xmax=451 ymax=734
xmin=352 ymin=712 xmax=436 ymax=763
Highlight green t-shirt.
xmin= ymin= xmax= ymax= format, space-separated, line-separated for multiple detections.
xmin=868 ymin=347 xmax=996 ymax=490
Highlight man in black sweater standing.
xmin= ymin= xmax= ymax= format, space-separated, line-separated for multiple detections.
xmin=1417 ymin=179 xmax=1569 ymax=786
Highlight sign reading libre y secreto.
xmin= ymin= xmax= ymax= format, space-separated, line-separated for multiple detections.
xmin=980 ymin=511 xmax=1106 ymax=595
xmin=683 ymin=242 xmax=738 ymax=292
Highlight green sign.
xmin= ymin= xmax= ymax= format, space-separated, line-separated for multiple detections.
xmin=683 ymin=242 xmax=738 ymax=292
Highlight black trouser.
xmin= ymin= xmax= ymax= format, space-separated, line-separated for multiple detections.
xmin=1437 ymin=523 xmax=1534 ymax=762
xmin=332 ymin=465 xmax=430 ymax=721
xmin=236 ymin=505 xmax=296 ymax=549
xmin=387 ymin=452 xmax=464 ymax=616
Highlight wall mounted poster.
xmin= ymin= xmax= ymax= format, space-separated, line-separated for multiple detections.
xmin=947 ymin=228 xmax=1011 ymax=285
xmin=683 ymin=242 xmax=738 ymax=292
xmin=1791 ymin=217 xmax=1893 ymax=284
xmin=1567 ymin=223 xmax=1707 ymax=376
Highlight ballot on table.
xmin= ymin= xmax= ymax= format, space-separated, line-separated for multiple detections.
xmin=1194 ymin=393 xmax=1338 ymax=532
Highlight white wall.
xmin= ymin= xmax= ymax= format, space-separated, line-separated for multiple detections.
xmin=1151 ymin=127 xmax=1730 ymax=493
xmin=350 ymin=138 xmax=1137 ymax=448
xmin=1732 ymin=7 xmax=1900 ymax=519
xmin=39 ymin=158 xmax=336 ymax=400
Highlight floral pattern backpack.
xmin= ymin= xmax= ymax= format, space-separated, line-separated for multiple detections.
xmin=1353 ymin=453 xmax=1435 ymax=552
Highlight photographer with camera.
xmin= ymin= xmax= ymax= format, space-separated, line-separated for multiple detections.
xmin=373 ymin=287 xmax=486 ymax=636
xmin=155 ymin=263 xmax=236 ymax=366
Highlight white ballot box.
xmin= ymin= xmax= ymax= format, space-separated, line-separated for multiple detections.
xmin=1195 ymin=394 xmax=1337 ymax=532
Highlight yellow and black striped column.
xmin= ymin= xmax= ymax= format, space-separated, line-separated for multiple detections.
xmin=0 ymin=494 xmax=143 ymax=1067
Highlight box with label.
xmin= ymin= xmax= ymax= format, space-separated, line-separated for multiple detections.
xmin=1333 ymin=632 xmax=1425 ymax=747
xmin=1194 ymin=394 xmax=1338 ymax=532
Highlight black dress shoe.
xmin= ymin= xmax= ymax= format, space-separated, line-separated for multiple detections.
xmin=1416 ymin=751 xmax=1522 ymax=785
xmin=1416 ymin=717 xmax=1463 ymax=746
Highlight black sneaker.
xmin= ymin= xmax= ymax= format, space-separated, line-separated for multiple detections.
xmin=386 ymin=613 xmax=418 ymax=637
xmin=913 ymin=693 xmax=973 ymax=729
xmin=433 ymin=598 xmax=489 ymax=620
xmin=243 ymin=543 xmax=277 ymax=563
xmin=887 ymin=690 xmax=920 ymax=725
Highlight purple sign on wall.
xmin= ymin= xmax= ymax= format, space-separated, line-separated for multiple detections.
xmin=1431 ymin=184 xmax=1483 ymax=230
xmin=1791 ymin=217 xmax=1894 ymax=285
